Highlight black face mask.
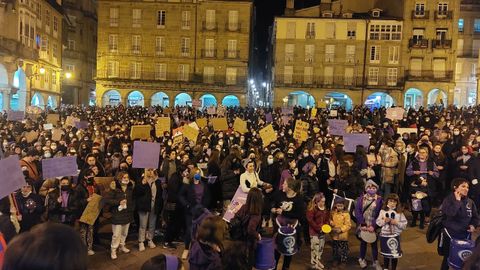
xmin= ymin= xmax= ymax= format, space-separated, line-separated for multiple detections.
xmin=86 ymin=177 xmax=94 ymax=185
xmin=60 ymin=185 xmax=70 ymax=191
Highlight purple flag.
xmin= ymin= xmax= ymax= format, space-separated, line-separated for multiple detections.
xmin=265 ymin=113 xmax=273 ymax=123
xmin=343 ymin=133 xmax=370 ymax=153
xmin=74 ymin=121 xmax=89 ymax=129
xmin=42 ymin=156 xmax=78 ymax=179
xmin=328 ymin=119 xmax=348 ymax=136
xmin=132 ymin=141 xmax=161 ymax=169
xmin=7 ymin=110 xmax=25 ymax=121
xmin=0 ymin=155 xmax=26 ymax=199
xmin=223 ymin=187 xmax=248 ymax=222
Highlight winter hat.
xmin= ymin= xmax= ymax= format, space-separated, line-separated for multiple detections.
xmin=365 ymin=180 xmax=379 ymax=190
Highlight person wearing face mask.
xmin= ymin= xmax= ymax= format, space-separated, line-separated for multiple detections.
xmin=355 ymin=180 xmax=383 ymax=269
xmin=47 ymin=177 xmax=80 ymax=227
xmin=279 ymin=158 xmax=297 ymax=191
xmin=207 ymin=149 xmax=222 ymax=210
xmin=20 ymin=150 xmax=40 ymax=187
xmin=366 ymin=145 xmax=382 ymax=186
xmin=431 ymin=143 xmax=448 ymax=205
xmin=76 ymin=169 xmax=101 ymax=255
xmin=379 ymin=141 xmax=399 ymax=198
xmin=375 ymin=194 xmax=407 ymax=270
xmin=298 ymin=148 xmax=314 ymax=175
xmin=160 ymin=151 xmax=181 ymax=182
xmin=163 ymin=166 xmax=188 ymax=250
xmin=105 ymin=171 xmax=135 ymax=260
xmin=454 ymin=145 xmax=473 ymax=180
xmin=15 ymin=182 xmax=44 ymax=233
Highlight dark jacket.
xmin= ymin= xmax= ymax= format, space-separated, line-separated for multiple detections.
xmin=15 ymin=192 xmax=44 ymax=232
xmin=188 ymin=241 xmax=222 ymax=270
xmin=259 ymin=163 xmax=281 ymax=192
xmin=301 ymin=174 xmax=319 ymax=203
xmin=166 ymin=172 xmax=184 ymax=204
xmin=441 ymin=193 xmax=480 ymax=239
xmin=220 ymin=169 xmax=239 ymax=200
xmin=179 ymin=181 xmax=211 ymax=213
xmin=47 ymin=188 xmax=81 ymax=225
xmin=105 ymin=180 xmax=135 ymax=225
xmin=76 ymin=181 xmax=101 ymax=212
xmin=234 ymin=204 xmax=261 ymax=242
xmin=134 ymin=179 xmax=163 ymax=214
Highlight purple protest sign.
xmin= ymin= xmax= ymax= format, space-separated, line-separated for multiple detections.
xmin=74 ymin=121 xmax=89 ymax=129
xmin=7 ymin=110 xmax=25 ymax=121
xmin=223 ymin=187 xmax=248 ymax=222
xmin=265 ymin=113 xmax=273 ymax=123
xmin=42 ymin=156 xmax=79 ymax=179
xmin=132 ymin=141 xmax=161 ymax=169
xmin=281 ymin=107 xmax=293 ymax=115
xmin=0 ymin=155 xmax=27 ymax=199
xmin=328 ymin=119 xmax=348 ymax=136
xmin=343 ymin=133 xmax=370 ymax=153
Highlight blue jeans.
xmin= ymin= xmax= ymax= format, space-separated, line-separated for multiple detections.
xmin=138 ymin=211 xmax=157 ymax=243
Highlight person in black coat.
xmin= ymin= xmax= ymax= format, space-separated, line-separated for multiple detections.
xmin=15 ymin=182 xmax=44 ymax=233
xmin=220 ymin=162 xmax=241 ymax=212
xmin=134 ymin=168 xmax=163 ymax=251
xmin=178 ymin=168 xmax=211 ymax=259
xmin=164 ymin=165 xmax=188 ymax=248
xmin=46 ymin=177 xmax=80 ymax=226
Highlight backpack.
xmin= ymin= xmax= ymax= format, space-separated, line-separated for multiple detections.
xmin=229 ymin=213 xmax=249 ymax=241
xmin=426 ymin=211 xmax=445 ymax=243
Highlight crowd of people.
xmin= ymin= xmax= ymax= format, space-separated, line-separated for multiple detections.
xmin=1 ymin=104 xmax=480 ymax=270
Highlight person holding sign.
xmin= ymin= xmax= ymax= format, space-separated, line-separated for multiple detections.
xmin=46 ymin=177 xmax=80 ymax=226
xmin=105 ymin=171 xmax=135 ymax=260
xmin=15 ymin=181 xmax=44 ymax=233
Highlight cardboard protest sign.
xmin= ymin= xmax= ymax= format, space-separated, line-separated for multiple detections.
xmin=74 ymin=121 xmax=89 ymax=129
xmin=188 ymin=122 xmax=200 ymax=130
xmin=25 ymin=106 xmax=42 ymax=115
xmin=233 ymin=117 xmax=248 ymax=134
xmin=329 ymin=110 xmax=338 ymax=117
xmin=192 ymin=99 xmax=202 ymax=108
xmin=0 ymin=155 xmax=27 ymax=200
xmin=130 ymin=125 xmax=151 ymax=140
xmin=343 ymin=133 xmax=370 ymax=153
xmin=310 ymin=108 xmax=317 ymax=119
xmin=318 ymin=101 xmax=327 ymax=109
xmin=216 ymin=106 xmax=226 ymax=117
xmin=94 ymin=177 xmax=114 ymax=196
xmin=328 ymin=119 xmax=348 ymax=136
xmin=207 ymin=107 xmax=216 ymax=115
xmin=79 ymin=194 xmax=103 ymax=225
xmin=25 ymin=130 xmax=39 ymax=143
xmin=259 ymin=124 xmax=277 ymax=147
xmin=172 ymin=134 xmax=183 ymax=147
xmin=223 ymin=187 xmax=248 ymax=222
xmin=196 ymin=118 xmax=208 ymax=129
xmin=51 ymin=128 xmax=64 ymax=141
xmin=293 ymin=120 xmax=309 ymax=142
xmin=183 ymin=124 xmax=199 ymax=143
xmin=211 ymin=118 xmax=228 ymax=131
xmin=265 ymin=113 xmax=273 ymax=123
xmin=172 ymin=127 xmax=183 ymax=136
xmin=42 ymin=156 xmax=78 ymax=179
xmin=331 ymin=193 xmax=354 ymax=211
xmin=281 ymin=107 xmax=293 ymax=115
xmin=155 ymin=117 xmax=170 ymax=137
xmin=65 ymin=116 xmax=80 ymax=127
xmin=43 ymin=123 xmax=53 ymax=130
xmin=397 ymin=128 xmax=417 ymax=135
xmin=7 ymin=110 xmax=25 ymax=121
xmin=386 ymin=108 xmax=405 ymax=120
xmin=46 ymin=114 xmax=60 ymax=124
xmin=132 ymin=141 xmax=161 ymax=169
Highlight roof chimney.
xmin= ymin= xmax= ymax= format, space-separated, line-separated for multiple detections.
xmin=285 ymin=0 xmax=295 ymax=16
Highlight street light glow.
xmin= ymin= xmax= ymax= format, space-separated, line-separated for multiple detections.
xmin=65 ymin=72 xmax=72 ymax=79
xmin=39 ymin=67 xmax=45 ymax=74
xmin=249 ymin=79 xmax=254 ymax=85
xmin=262 ymin=82 xmax=267 ymax=87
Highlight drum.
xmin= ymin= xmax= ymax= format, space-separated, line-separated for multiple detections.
xmin=359 ymin=231 xmax=377 ymax=243
xmin=379 ymin=235 xmax=402 ymax=258
xmin=412 ymin=198 xmax=423 ymax=212
xmin=275 ymin=226 xmax=299 ymax=256
xmin=255 ymin=238 xmax=275 ymax=270
xmin=448 ymin=239 xmax=475 ymax=270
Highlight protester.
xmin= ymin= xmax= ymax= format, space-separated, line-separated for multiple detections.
xmin=188 ymin=215 xmax=225 ymax=270
xmin=306 ymin=192 xmax=329 ymax=270
xmin=141 ymin=254 xmax=183 ymax=270
xmin=330 ymin=196 xmax=351 ymax=269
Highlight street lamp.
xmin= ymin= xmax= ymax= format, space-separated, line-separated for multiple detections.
xmin=65 ymin=72 xmax=72 ymax=79
xmin=39 ymin=67 xmax=45 ymax=74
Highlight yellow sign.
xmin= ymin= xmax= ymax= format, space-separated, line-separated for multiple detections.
xmin=183 ymin=124 xmax=199 ymax=143
xmin=233 ymin=117 xmax=248 ymax=134
xmin=173 ymin=134 xmax=184 ymax=147
xmin=46 ymin=114 xmax=59 ymax=124
xmin=25 ymin=130 xmax=39 ymax=143
xmin=52 ymin=128 xmax=64 ymax=141
xmin=211 ymin=118 xmax=228 ymax=131
xmin=79 ymin=194 xmax=103 ymax=226
xmin=155 ymin=117 xmax=171 ymax=137
xmin=259 ymin=124 xmax=277 ymax=147
xmin=130 ymin=125 xmax=151 ymax=140
xmin=294 ymin=120 xmax=309 ymax=142
xmin=197 ymin=118 xmax=208 ymax=129
xmin=318 ymin=101 xmax=327 ymax=109
xmin=94 ymin=177 xmax=114 ymax=196
xmin=311 ymin=108 xmax=317 ymax=118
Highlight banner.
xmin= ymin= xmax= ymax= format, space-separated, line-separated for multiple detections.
xmin=7 ymin=111 xmax=25 ymax=121
xmin=155 ymin=117 xmax=170 ymax=137
xmin=259 ymin=124 xmax=277 ymax=147
xmin=132 ymin=141 xmax=160 ymax=169
xmin=79 ymin=194 xmax=103 ymax=226
xmin=173 ymin=134 xmax=184 ymax=147
xmin=328 ymin=119 xmax=348 ymax=136
xmin=343 ymin=133 xmax=370 ymax=153
xmin=211 ymin=118 xmax=228 ymax=131
xmin=233 ymin=117 xmax=248 ymax=134
xmin=42 ymin=156 xmax=78 ymax=179
xmin=130 ymin=125 xmax=151 ymax=140
xmin=223 ymin=187 xmax=248 ymax=223
xmin=397 ymin=128 xmax=417 ymax=135
xmin=386 ymin=108 xmax=405 ymax=120
xmin=183 ymin=124 xmax=199 ymax=143
xmin=51 ymin=128 xmax=64 ymax=141
xmin=0 ymin=155 xmax=26 ymax=200
xmin=293 ymin=120 xmax=309 ymax=142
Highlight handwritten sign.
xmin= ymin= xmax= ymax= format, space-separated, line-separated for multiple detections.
xmin=223 ymin=187 xmax=248 ymax=223
xmin=132 ymin=141 xmax=161 ymax=169
xmin=7 ymin=110 xmax=25 ymax=121
xmin=343 ymin=134 xmax=370 ymax=153
xmin=0 ymin=155 xmax=26 ymax=200
xmin=310 ymin=108 xmax=317 ymax=119
xmin=197 ymin=118 xmax=208 ymax=129
xmin=46 ymin=114 xmax=60 ymax=124
xmin=25 ymin=130 xmax=39 ymax=143
xmin=183 ymin=124 xmax=199 ymax=143
xmin=79 ymin=194 xmax=103 ymax=225
xmin=130 ymin=125 xmax=151 ymax=140
xmin=42 ymin=156 xmax=78 ymax=179
xmin=51 ymin=128 xmax=64 ymax=141
xmin=173 ymin=134 xmax=184 ymax=147
xmin=329 ymin=110 xmax=338 ymax=117
xmin=192 ymin=99 xmax=202 ymax=108
xmin=43 ymin=123 xmax=53 ymax=130
xmin=259 ymin=124 xmax=277 ymax=147
xmin=328 ymin=119 xmax=348 ymax=136
xmin=233 ymin=117 xmax=248 ymax=134
xmin=397 ymin=128 xmax=417 ymax=135
xmin=293 ymin=120 xmax=309 ymax=142
xmin=155 ymin=117 xmax=171 ymax=137
xmin=211 ymin=118 xmax=228 ymax=131
xmin=386 ymin=107 xmax=405 ymax=120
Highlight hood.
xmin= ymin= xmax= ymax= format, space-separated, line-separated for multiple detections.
xmin=189 ymin=241 xmax=220 ymax=266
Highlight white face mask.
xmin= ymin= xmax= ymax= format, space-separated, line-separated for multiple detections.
xmin=44 ymin=152 xmax=51 ymax=158
xmin=267 ymin=158 xmax=274 ymax=165
xmin=303 ymin=152 xmax=309 ymax=158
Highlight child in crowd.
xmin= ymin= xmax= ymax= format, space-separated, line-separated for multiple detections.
xmin=306 ymin=193 xmax=330 ymax=270
xmin=410 ymin=177 xmax=430 ymax=229
xmin=330 ymin=197 xmax=352 ymax=268
xmin=376 ymin=193 xmax=407 ymax=270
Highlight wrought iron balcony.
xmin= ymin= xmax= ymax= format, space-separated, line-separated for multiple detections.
xmin=201 ymin=49 xmax=217 ymax=58
xmin=432 ymin=39 xmax=452 ymax=49
xmin=202 ymin=21 xmax=218 ymax=31
xmin=411 ymin=10 xmax=430 ymax=19
xmin=224 ymin=50 xmax=240 ymax=59
xmin=434 ymin=10 xmax=453 ymax=20
xmin=409 ymin=39 xmax=429 ymax=49
xmin=406 ymin=70 xmax=453 ymax=81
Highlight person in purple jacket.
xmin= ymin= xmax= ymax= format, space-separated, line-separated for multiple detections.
xmin=355 ymin=180 xmax=383 ymax=269
xmin=188 ymin=215 xmax=225 ymax=270
xmin=439 ymin=178 xmax=480 ymax=270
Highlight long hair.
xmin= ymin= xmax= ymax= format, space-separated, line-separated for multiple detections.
xmin=307 ymin=192 xmax=325 ymax=211
xmin=245 ymin=188 xmax=263 ymax=215
xmin=196 ymin=216 xmax=226 ymax=250
xmin=208 ymin=149 xmax=220 ymax=166
xmin=382 ymin=193 xmax=403 ymax=214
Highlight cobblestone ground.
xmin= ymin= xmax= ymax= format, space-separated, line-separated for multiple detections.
xmin=88 ymin=223 xmax=443 ymax=270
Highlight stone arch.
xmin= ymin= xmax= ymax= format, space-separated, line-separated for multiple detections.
xmin=282 ymin=91 xmax=315 ymax=108
xmin=11 ymin=67 xmax=27 ymax=111
xmin=0 ymin=64 xmax=8 ymax=87
xmin=200 ymin=93 xmax=217 ymax=107
xmin=47 ymin=96 xmax=57 ymax=109
xmin=323 ymin=92 xmax=353 ymax=111
xmin=174 ymin=92 xmax=192 ymax=107
xmin=404 ymin=88 xmax=424 ymax=109
xmin=222 ymin=95 xmax=240 ymax=107
xmin=102 ymin=89 xmax=122 ymax=107
xmin=151 ymin=91 xmax=170 ymax=107
xmin=127 ymin=90 xmax=145 ymax=107
xmin=364 ymin=92 xmax=396 ymax=109
xmin=427 ymin=89 xmax=447 ymax=107
xmin=31 ymin=92 xmax=45 ymax=108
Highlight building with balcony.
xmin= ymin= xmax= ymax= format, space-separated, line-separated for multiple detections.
xmin=96 ymin=0 xmax=253 ymax=107
xmin=0 ymin=0 xmax=63 ymax=111
xmin=271 ymin=0 xmax=460 ymax=109
xmin=61 ymin=0 xmax=97 ymax=105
